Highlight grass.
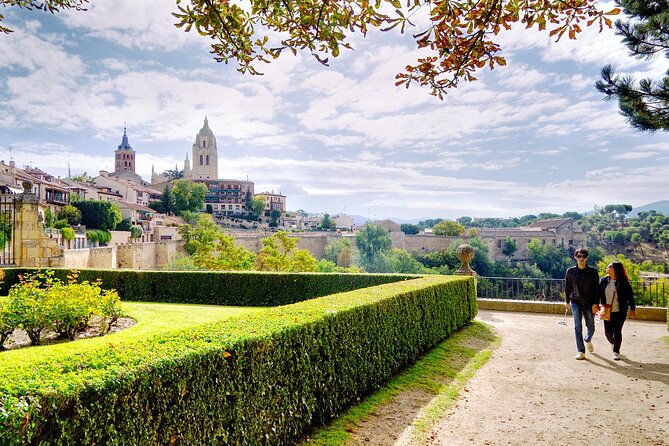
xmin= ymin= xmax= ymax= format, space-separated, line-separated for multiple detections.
xmin=0 ymin=300 xmax=266 ymax=365
xmin=301 ymin=320 xmax=499 ymax=445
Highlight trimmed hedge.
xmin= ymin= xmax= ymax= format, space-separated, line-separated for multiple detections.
xmin=0 ymin=275 xmax=476 ymax=445
xmin=0 ymin=269 xmax=417 ymax=306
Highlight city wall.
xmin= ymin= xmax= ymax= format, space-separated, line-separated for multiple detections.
xmin=60 ymin=232 xmax=470 ymax=270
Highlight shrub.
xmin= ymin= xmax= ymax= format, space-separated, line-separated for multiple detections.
xmin=0 ymin=271 xmax=123 ymax=346
xmin=60 ymin=226 xmax=75 ymax=241
xmin=129 ymin=225 xmax=143 ymax=239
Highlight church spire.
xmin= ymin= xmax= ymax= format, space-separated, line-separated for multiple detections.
xmin=118 ymin=125 xmax=133 ymax=151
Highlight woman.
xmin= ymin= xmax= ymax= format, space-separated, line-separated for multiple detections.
xmin=598 ymin=262 xmax=636 ymax=360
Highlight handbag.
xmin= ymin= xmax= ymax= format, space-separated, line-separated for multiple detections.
xmin=599 ymin=289 xmax=616 ymax=321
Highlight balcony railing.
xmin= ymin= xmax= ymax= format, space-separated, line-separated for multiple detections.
xmin=477 ymin=276 xmax=668 ymax=308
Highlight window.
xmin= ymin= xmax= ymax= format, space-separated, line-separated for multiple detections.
xmin=206 ymin=155 xmax=209 ymax=165
xmin=200 ymin=155 xmax=203 ymax=165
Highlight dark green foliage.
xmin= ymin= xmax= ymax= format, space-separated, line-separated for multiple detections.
xmin=74 ymin=200 xmax=118 ymax=231
xmin=116 ymin=218 xmax=132 ymax=231
xmin=57 ymin=204 xmax=82 ymax=226
xmin=595 ymin=1 xmax=669 ymax=131
xmin=0 ymin=269 xmax=417 ymax=306
xmin=0 ymin=275 xmax=475 ymax=445
xmin=400 ymin=223 xmax=420 ymax=235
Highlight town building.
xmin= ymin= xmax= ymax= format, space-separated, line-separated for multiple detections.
xmin=255 ymin=191 xmax=286 ymax=214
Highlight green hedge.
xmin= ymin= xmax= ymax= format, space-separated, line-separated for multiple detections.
xmin=0 ymin=269 xmax=417 ymax=306
xmin=0 ymin=275 xmax=476 ymax=445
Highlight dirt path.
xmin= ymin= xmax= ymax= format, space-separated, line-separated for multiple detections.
xmin=426 ymin=311 xmax=669 ymax=446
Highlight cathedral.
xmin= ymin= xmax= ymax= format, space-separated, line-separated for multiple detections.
xmin=152 ymin=117 xmax=256 ymax=217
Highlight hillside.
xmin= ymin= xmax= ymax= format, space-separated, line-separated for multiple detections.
xmin=629 ymin=200 xmax=669 ymax=218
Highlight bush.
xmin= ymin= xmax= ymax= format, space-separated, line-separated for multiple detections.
xmin=129 ymin=225 xmax=143 ymax=239
xmin=0 ymin=270 xmax=123 ymax=347
xmin=60 ymin=226 xmax=75 ymax=241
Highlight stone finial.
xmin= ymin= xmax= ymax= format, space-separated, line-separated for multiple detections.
xmin=455 ymin=243 xmax=476 ymax=276
xmin=22 ymin=180 xmax=33 ymax=194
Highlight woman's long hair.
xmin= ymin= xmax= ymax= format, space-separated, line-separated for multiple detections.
xmin=610 ymin=262 xmax=630 ymax=286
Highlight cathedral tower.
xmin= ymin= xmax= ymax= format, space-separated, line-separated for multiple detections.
xmin=191 ymin=116 xmax=218 ymax=180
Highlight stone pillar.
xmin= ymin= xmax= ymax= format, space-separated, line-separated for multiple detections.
xmin=13 ymin=181 xmax=64 ymax=267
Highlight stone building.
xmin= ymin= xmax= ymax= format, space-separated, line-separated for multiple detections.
xmin=255 ymin=191 xmax=286 ymax=214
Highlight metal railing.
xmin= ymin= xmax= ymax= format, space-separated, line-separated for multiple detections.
xmin=477 ymin=276 xmax=668 ymax=308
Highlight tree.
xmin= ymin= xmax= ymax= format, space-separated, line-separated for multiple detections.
xmin=433 ymin=220 xmax=465 ymax=236
xmin=630 ymin=232 xmax=644 ymax=256
xmin=74 ymin=200 xmax=119 ymax=231
xmin=249 ymin=197 xmax=266 ymax=219
xmin=57 ymin=205 xmax=82 ymax=226
xmin=269 ymin=209 xmax=281 ymax=227
xmin=165 ymin=167 xmax=185 ymax=181
xmin=596 ymin=1 xmax=669 ymax=131
xmin=527 ymin=239 xmax=573 ymax=279
xmin=172 ymin=179 xmax=207 ymax=214
xmin=355 ymin=224 xmax=392 ymax=272
xmin=389 ymin=249 xmax=427 ymax=274
xmin=173 ymin=1 xmax=617 ymax=98
xmin=255 ymin=231 xmax=317 ymax=271
xmin=324 ymin=238 xmax=354 ymax=267
xmin=1 ymin=1 xmax=89 ymax=34
xmin=400 ymin=223 xmax=420 ymax=235
xmin=129 ymin=225 xmax=144 ymax=240
xmin=603 ymin=204 xmax=633 ymax=227
xmin=318 ymin=213 xmax=336 ymax=231
xmin=502 ymin=237 xmax=517 ymax=261
xmin=178 ymin=213 xmax=256 ymax=270
xmin=161 ymin=183 xmax=176 ymax=215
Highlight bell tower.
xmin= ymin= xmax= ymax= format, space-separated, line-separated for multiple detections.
xmin=191 ymin=116 xmax=218 ymax=180
xmin=114 ymin=126 xmax=135 ymax=174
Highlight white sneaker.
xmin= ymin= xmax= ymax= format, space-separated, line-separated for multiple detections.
xmin=613 ymin=352 xmax=621 ymax=360
xmin=575 ymin=352 xmax=586 ymax=360
xmin=586 ymin=341 xmax=594 ymax=353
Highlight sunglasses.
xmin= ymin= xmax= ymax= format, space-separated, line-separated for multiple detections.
xmin=575 ymin=254 xmax=587 ymax=258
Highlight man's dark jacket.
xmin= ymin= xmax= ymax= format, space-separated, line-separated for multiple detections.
xmin=565 ymin=265 xmax=599 ymax=305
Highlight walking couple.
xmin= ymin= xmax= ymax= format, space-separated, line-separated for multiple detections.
xmin=564 ymin=248 xmax=636 ymax=360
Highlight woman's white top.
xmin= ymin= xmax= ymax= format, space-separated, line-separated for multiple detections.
xmin=605 ymin=278 xmax=620 ymax=312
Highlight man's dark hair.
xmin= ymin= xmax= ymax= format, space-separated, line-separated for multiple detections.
xmin=574 ymin=247 xmax=589 ymax=258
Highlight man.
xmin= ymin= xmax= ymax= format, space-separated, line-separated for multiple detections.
xmin=564 ymin=248 xmax=600 ymax=360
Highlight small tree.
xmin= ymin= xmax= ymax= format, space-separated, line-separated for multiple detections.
xmin=249 ymin=197 xmax=266 ymax=218
xmin=129 ymin=225 xmax=144 ymax=240
xmin=269 ymin=209 xmax=281 ymax=227
xmin=400 ymin=223 xmax=420 ymax=235
xmin=57 ymin=204 xmax=82 ymax=226
xmin=318 ymin=213 xmax=336 ymax=231
xmin=433 ymin=220 xmax=465 ymax=236
xmin=502 ymin=237 xmax=517 ymax=261
xmin=355 ymin=224 xmax=392 ymax=272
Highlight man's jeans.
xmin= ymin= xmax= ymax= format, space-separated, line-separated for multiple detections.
xmin=571 ymin=301 xmax=595 ymax=353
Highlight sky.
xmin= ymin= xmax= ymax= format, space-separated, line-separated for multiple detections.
xmin=1 ymin=1 xmax=668 ymax=222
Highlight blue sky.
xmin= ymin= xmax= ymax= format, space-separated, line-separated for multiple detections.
xmin=1 ymin=1 xmax=668 ymax=221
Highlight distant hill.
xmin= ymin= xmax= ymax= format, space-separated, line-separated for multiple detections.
xmin=630 ymin=200 xmax=669 ymax=217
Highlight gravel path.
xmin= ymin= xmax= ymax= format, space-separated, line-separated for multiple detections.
xmin=427 ymin=310 xmax=669 ymax=446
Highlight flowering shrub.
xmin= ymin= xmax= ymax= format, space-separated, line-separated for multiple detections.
xmin=0 ymin=270 xmax=123 ymax=349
